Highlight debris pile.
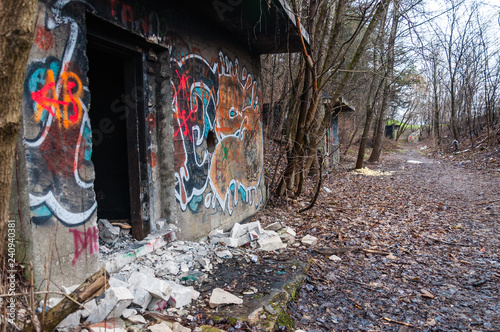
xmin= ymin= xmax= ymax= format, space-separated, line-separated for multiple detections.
xmin=44 ymin=220 xmax=301 ymax=331
xmin=209 ymin=221 xmax=295 ymax=250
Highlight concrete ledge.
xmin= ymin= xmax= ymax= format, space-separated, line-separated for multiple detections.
xmin=104 ymin=230 xmax=175 ymax=273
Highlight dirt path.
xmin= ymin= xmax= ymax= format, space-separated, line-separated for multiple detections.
xmin=257 ymin=144 xmax=500 ymax=331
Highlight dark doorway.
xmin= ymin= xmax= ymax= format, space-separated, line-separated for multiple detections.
xmin=87 ymin=45 xmax=132 ymax=220
xmin=86 ymin=22 xmax=149 ymax=239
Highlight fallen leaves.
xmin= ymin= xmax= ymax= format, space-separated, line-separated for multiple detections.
xmin=257 ymin=142 xmax=500 ymax=331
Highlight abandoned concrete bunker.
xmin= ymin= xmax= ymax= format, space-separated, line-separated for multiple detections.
xmin=9 ymin=0 xmax=308 ymax=288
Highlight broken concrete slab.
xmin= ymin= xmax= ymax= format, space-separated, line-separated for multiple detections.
xmin=278 ymin=227 xmax=296 ymax=244
xmin=257 ymin=232 xmax=286 ymax=251
xmin=187 ymin=286 xmax=200 ymax=300
xmin=128 ymin=271 xmax=172 ymax=300
xmin=57 ymin=310 xmax=81 ymax=328
xmin=167 ymin=283 xmax=193 ymax=308
xmin=264 ymin=222 xmax=284 ymax=231
xmin=301 ymin=235 xmax=318 ymax=246
xmin=209 ymin=288 xmax=243 ymax=308
xmin=109 ymin=277 xmax=131 ymax=288
xmin=147 ymin=297 xmax=168 ymax=312
xmin=231 ymin=222 xmax=263 ymax=239
xmin=79 ymin=299 xmax=97 ymax=319
xmin=87 ymin=287 xmax=134 ymax=323
xmin=149 ymin=321 xmax=173 ymax=332
xmin=130 ymin=286 xmax=153 ymax=310
xmin=98 ymin=219 xmax=121 ymax=244
xmin=121 ymin=308 xmax=137 ymax=319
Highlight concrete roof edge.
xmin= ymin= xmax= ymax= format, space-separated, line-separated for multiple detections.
xmin=275 ymin=0 xmax=311 ymax=47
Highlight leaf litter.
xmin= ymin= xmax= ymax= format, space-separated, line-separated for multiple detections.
xmin=255 ymin=143 xmax=499 ymax=331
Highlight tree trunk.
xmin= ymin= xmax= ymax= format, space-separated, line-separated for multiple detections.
xmin=432 ymin=62 xmax=440 ymax=145
xmin=355 ymin=6 xmax=388 ymax=169
xmin=276 ymin=0 xmax=390 ymax=198
xmin=369 ymin=0 xmax=399 ymax=163
xmin=0 ymin=0 xmax=38 ymax=263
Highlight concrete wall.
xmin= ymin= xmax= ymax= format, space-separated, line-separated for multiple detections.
xmin=19 ymin=0 xmax=100 ymax=288
xmin=88 ymin=0 xmax=266 ymax=239
xmin=168 ymin=32 xmax=265 ymax=240
xmin=13 ymin=0 xmax=266 ymax=287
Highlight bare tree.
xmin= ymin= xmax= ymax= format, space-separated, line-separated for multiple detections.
xmin=274 ymin=0 xmax=391 ymax=198
xmin=355 ymin=6 xmax=389 ymax=169
xmin=369 ymin=0 xmax=400 ymax=162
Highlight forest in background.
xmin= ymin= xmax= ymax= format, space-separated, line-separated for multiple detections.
xmin=259 ymin=0 xmax=500 ymax=201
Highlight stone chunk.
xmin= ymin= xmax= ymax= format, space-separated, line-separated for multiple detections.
xmin=168 ymin=284 xmax=192 ymax=308
xmin=57 ymin=310 xmax=81 ymax=327
xmin=265 ymin=222 xmax=284 ymax=231
xmin=98 ymin=219 xmax=120 ymax=244
xmin=209 ymin=288 xmax=243 ymax=308
xmin=172 ymin=322 xmax=191 ymax=332
xmin=149 ymin=321 xmax=173 ymax=332
xmin=131 ymin=286 xmax=153 ymax=310
xmin=128 ymin=271 xmax=172 ymax=300
xmin=329 ymin=255 xmax=341 ymax=262
xmin=87 ymin=287 xmax=134 ymax=323
xmin=257 ymin=231 xmax=285 ymax=251
xmin=278 ymin=227 xmax=296 ymax=244
xmin=301 ymin=235 xmax=318 ymax=246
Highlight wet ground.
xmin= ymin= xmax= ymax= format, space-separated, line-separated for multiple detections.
xmin=257 ymin=143 xmax=500 ymax=331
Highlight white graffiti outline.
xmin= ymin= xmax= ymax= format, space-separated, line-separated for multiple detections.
xmin=172 ymin=51 xmax=263 ymax=215
xmin=171 ymin=54 xmax=218 ymax=212
xmin=29 ymin=191 xmax=97 ymax=226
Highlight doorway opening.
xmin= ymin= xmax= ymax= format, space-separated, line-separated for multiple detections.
xmin=87 ymin=45 xmax=132 ymax=221
xmin=86 ymin=19 xmax=148 ymax=239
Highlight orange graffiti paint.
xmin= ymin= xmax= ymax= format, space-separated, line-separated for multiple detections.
xmin=32 ymin=70 xmax=84 ymax=128
xmin=150 ymin=151 xmax=157 ymax=168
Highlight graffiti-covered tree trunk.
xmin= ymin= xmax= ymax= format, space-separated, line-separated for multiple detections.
xmin=0 ymin=0 xmax=37 ymax=262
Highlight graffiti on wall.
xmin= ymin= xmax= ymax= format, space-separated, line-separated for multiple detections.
xmin=88 ymin=0 xmax=169 ymax=41
xmin=69 ymin=226 xmax=99 ymax=265
xmin=23 ymin=0 xmax=97 ymax=227
xmin=170 ymin=44 xmax=264 ymax=215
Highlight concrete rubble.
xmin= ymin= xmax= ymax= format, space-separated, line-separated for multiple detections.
xmin=48 ymin=220 xmax=299 ymax=331
xmin=301 ymin=234 xmax=318 ymax=246
xmin=97 ymin=219 xmax=121 ymax=244
xmin=209 ymin=288 xmax=243 ymax=308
